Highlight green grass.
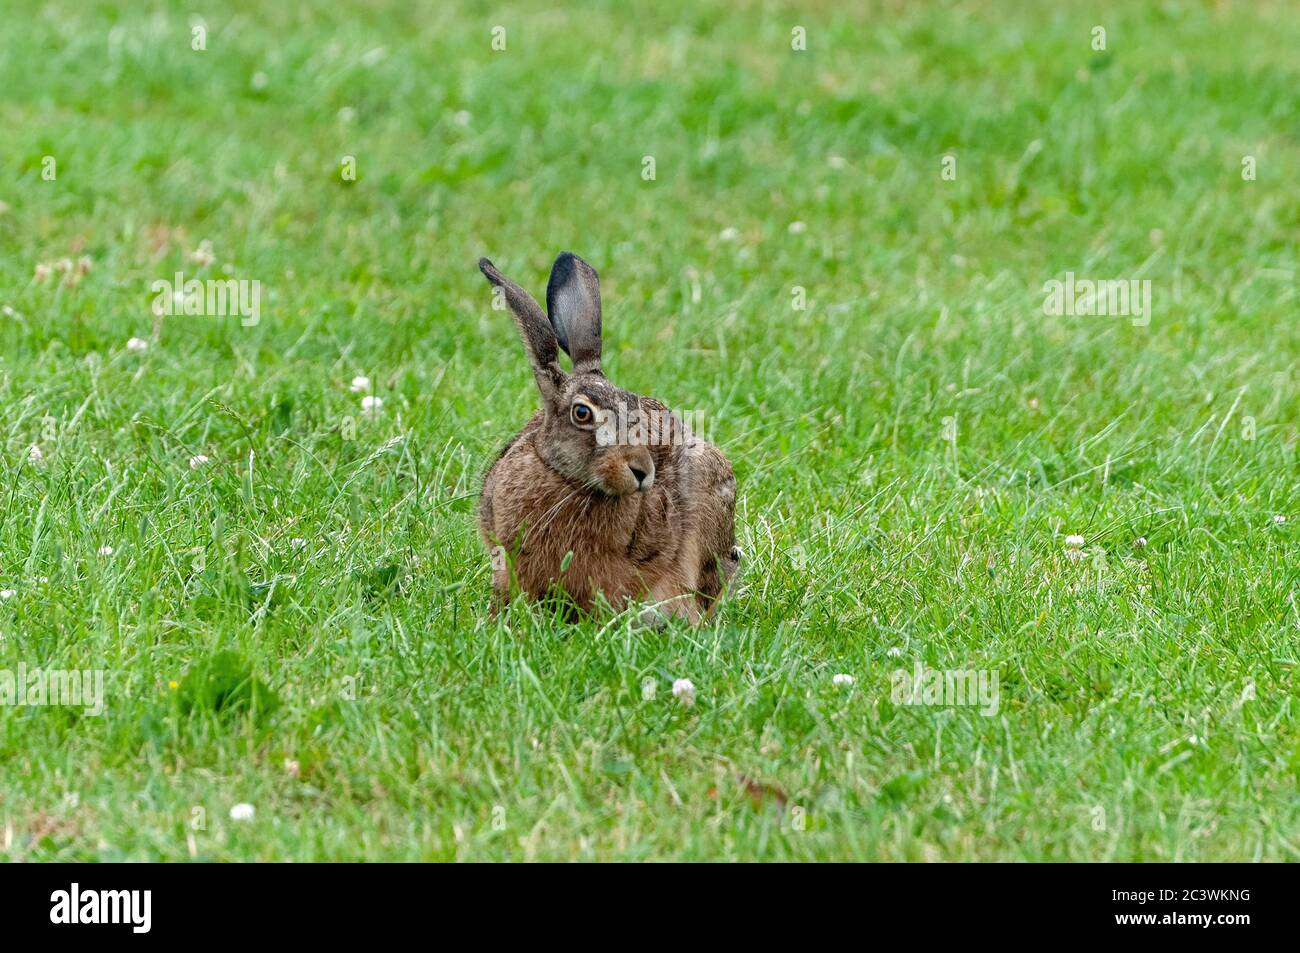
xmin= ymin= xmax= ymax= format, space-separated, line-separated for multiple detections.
xmin=1 ymin=0 xmax=1297 ymax=861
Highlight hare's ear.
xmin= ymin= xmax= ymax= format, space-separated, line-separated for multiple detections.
xmin=546 ymin=252 xmax=602 ymax=374
xmin=479 ymin=257 xmax=566 ymax=403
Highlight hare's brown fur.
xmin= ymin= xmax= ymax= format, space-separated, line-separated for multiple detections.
xmin=477 ymin=252 xmax=738 ymax=623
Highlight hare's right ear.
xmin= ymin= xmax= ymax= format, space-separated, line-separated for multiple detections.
xmin=546 ymin=252 xmax=602 ymax=375
xmin=479 ymin=257 xmax=566 ymax=403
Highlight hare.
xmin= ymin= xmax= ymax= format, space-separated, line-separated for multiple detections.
xmin=477 ymin=252 xmax=740 ymax=624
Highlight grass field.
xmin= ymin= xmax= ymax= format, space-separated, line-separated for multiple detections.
xmin=1 ymin=0 xmax=1297 ymax=861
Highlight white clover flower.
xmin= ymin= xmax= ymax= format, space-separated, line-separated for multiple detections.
xmin=360 ymin=395 xmax=383 ymax=414
xmin=886 ymin=646 xmax=904 ymax=658
xmin=98 ymin=545 xmax=114 ymax=557
xmin=1273 ymin=515 xmax=1287 ymax=525
xmin=671 ymin=678 xmax=696 ymax=707
xmin=250 ymin=71 xmax=268 ymax=90
xmin=189 ymin=454 xmax=210 ymax=469
xmin=1064 ymin=534 xmax=1085 ymax=548
xmin=27 ymin=445 xmax=43 ymax=463
xmin=788 ymin=221 xmax=807 ymax=234
xmin=1134 ymin=536 xmax=1148 ymax=548
xmin=350 ymin=375 xmax=371 ymax=393
xmin=126 ymin=337 xmax=149 ymax=352
xmin=34 ymin=262 xmax=52 ymax=283
xmin=0 ymin=589 xmax=16 ymax=600
xmin=718 ymin=227 xmax=739 ymax=241
xmin=229 ymin=803 xmax=256 ymax=822
xmin=832 ymin=673 xmax=855 ymax=687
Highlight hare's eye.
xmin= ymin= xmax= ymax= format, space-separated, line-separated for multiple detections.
xmin=571 ymin=402 xmax=594 ymax=426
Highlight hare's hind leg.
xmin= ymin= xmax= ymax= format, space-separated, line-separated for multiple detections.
xmin=641 ymin=587 xmax=702 ymax=627
xmin=695 ymin=545 xmax=742 ymax=621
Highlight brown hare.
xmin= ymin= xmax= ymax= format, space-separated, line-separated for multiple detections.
xmin=477 ymin=252 xmax=740 ymax=624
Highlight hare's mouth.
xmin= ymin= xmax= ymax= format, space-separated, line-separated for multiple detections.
xmin=594 ymin=452 xmax=655 ymax=497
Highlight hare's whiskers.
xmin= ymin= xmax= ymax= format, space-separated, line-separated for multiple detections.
xmin=529 ymin=485 xmax=587 ymax=542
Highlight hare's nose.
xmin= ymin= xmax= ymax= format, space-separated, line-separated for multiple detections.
xmin=628 ymin=464 xmax=652 ymax=491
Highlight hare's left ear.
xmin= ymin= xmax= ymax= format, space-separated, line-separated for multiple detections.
xmin=546 ymin=252 xmax=602 ymax=374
